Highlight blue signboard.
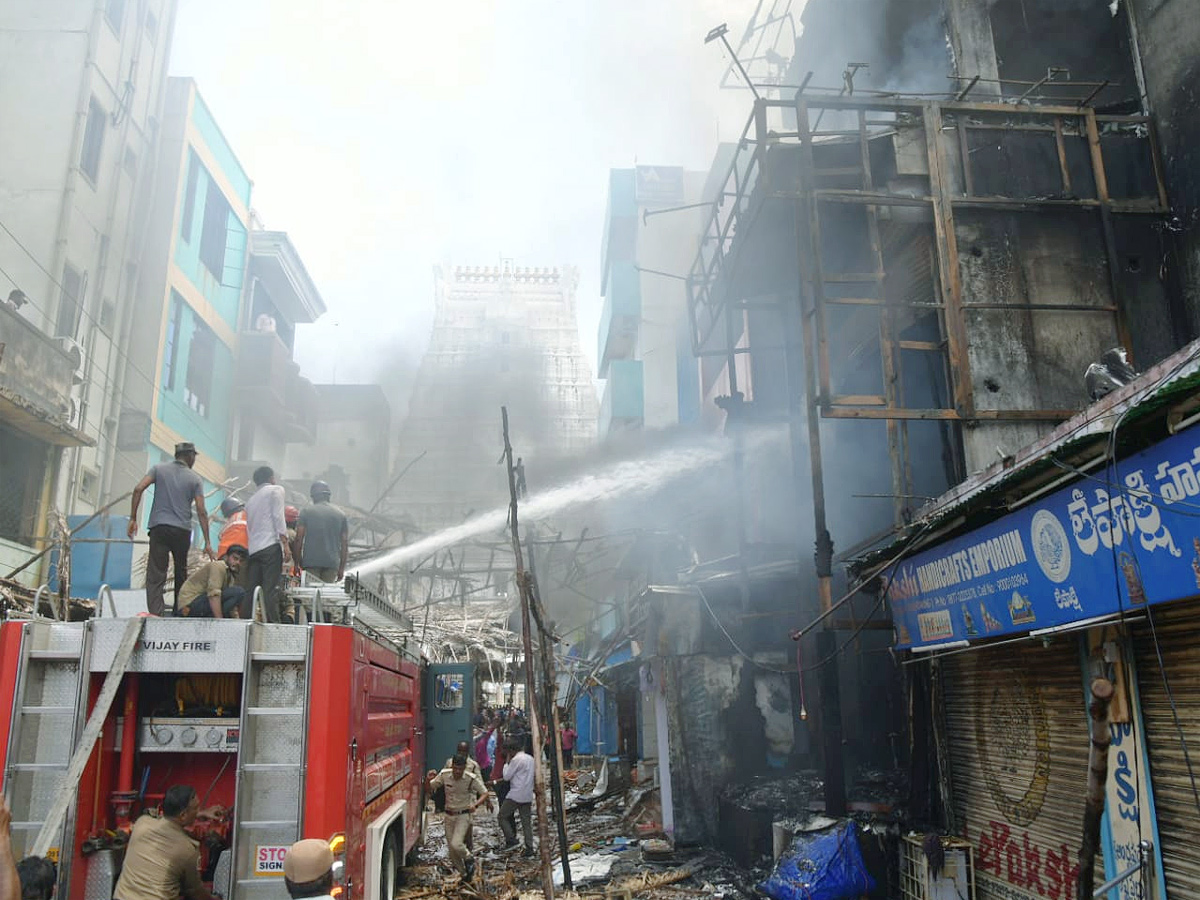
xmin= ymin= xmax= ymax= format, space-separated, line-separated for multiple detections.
xmin=890 ymin=424 xmax=1200 ymax=649
xmin=634 ymin=166 xmax=685 ymax=205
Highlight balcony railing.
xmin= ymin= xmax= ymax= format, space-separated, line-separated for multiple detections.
xmin=0 ymin=305 xmax=91 ymax=445
xmin=235 ymin=330 xmax=316 ymax=444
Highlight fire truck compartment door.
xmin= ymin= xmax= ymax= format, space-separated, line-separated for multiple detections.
xmin=89 ymin=619 xmax=249 ymax=672
xmin=364 ymin=797 xmax=406 ymax=900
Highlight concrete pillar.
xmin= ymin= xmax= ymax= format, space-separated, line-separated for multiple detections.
xmin=654 ymin=679 xmax=675 ymax=837
xmin=946 ymin=0 xmax=1001 ymax=96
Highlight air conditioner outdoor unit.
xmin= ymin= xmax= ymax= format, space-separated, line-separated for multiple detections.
xmin=67 ymin=398 xmax=82 ymax=429
xmin=56 ymin=337 xmax=86 ymax=384
xmin=900 ymin=834 xmax=976 ymax=900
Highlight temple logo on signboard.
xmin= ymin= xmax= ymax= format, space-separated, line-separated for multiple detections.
xmin=1031 ymin=509 xmax=1071 ymax=583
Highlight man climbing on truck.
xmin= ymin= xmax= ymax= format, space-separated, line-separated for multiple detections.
xmin=128 ymin=442 xmax=213 ymax=616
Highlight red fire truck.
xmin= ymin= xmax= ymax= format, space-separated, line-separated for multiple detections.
xmin=0 ymin=577 xmax=425 ymax=900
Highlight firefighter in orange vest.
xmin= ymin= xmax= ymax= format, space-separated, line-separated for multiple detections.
xmin=217 ymin=498 xmax=248 ymax=585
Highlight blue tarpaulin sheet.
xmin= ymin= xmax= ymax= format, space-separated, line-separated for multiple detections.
xmin=758 ymin=822 xmax=876 ymax=900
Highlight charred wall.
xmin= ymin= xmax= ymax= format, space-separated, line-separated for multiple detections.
xmin=1129 ymin=0 xmax=1200 ymax=342
xmin=641 ymin=585 xmax=811 ymax=844
xmin=987 ymin=0 xmax=1140 ymax=107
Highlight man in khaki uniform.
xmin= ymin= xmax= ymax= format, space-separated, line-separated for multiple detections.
xmin=445 ymin=740 xmax=483 ymax=780
xmin=425 ymin=754 xmax=490 ymax=880
xmin=114 ymin=785 xmax=219 ymax=900
xmin=176 ymin=545 xmax=248 ymax=618
xmin=282 ymin=838 xmax=335 ymax=899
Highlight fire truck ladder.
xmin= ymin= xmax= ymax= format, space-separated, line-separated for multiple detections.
xmin=223 ymin=625 xmax=311 ymax=900
xmin=5 ymin=618 xmax=143 ymax=863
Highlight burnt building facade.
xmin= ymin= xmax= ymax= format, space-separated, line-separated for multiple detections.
xmin=622 ymin=0 xmax=1200 ymax=887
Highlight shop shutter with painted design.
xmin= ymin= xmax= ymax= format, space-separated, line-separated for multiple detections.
xmin=942 ymin=640 xmax=1095 ymax=900
xmin=1133 ymin=600 xmax=1200 ymax=898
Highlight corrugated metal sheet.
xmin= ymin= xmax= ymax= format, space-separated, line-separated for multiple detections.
xmin=1133 ymin=602 xmax=1200 ymax=898
xmin=943 ymin=642 xmax=1094 ymax=900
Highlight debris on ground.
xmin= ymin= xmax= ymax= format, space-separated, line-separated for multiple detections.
xmin=405 ymin=760 xmax=899 ymax=899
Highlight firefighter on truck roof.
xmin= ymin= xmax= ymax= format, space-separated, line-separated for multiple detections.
xmin=113 ymin=786 xmax=221 ymax=900
xmin=175 ymin=544 xmax=249 ymax=619
xmin=295 ymin=481 xmax=349 ymax=585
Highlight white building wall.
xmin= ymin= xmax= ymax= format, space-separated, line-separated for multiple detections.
xmin=0 ymin=0 xmax=179 ymax=516
xmin=634 ymin=171 xmax=707 ymax=429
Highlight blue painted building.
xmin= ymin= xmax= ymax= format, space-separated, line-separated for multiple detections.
xmin=573 ymin=641 xmax=633 ymax=757
xmin=103 ymin=78 xmax=325 ymax=598
xmin=112 ymin=78 xmax=253 ymax=572
xmin=597 ymin=166 xmax=706 ymax=436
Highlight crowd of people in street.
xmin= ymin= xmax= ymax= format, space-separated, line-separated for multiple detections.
xmin=416 ymin=707 xmax=581 ymax=879
xmin=128 ymin=443 xmax=350 ymax=623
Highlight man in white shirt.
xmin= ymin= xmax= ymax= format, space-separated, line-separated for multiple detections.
xmin=495 ymin=738 xmax=535 ymax=856
xmin=244 ymin=465 xmax=292 ymax=623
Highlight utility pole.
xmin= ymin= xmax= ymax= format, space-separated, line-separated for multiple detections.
xmin=527 ymin=532 xmax=573 ymax=889
xmin=501 ymin=407 xmax=555 ymax=899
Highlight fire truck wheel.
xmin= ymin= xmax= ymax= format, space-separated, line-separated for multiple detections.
xmin=381 ymin=826 xmax=403 ymax=900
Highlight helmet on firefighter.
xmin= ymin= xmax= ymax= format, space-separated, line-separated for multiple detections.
xmin=285 ymin=505 xmax=300 ymax=526
xmin=310 ymin=480 xmax=332 ymax=501
xmin=220 ymin=497 xmax=244 ymax=518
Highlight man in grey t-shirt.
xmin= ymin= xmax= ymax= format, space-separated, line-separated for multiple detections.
xmin=295 ymin=480 xmax=348 ymax=583
xmin=128 ymin=442 xmax=212 ymax=615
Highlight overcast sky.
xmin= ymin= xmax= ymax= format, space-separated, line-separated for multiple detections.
xmin=169 ymin=0 xmax=766 ymax=392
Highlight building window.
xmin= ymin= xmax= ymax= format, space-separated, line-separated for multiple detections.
xmin=100 ymin=298 xmax=115 ymax=330
xmin=199 ymin=181 xmax=230 ymax=280
xmin=184 ymin=319 xmax=216 ymax=417
xmin=162 ymin=295 xmax=184 ymax=389
xmin=237 ymin=422 xmax=254 ymax=461
xmin=181 ymin=151 xmax=200 ymax=242
xmin=122 ymin=146 xmax=137 ymax=179
xmin=144 ymin=8 xmax=158 ymax=41
xmin=79 ymin=98 xmax=106 ymax=184
xmin=0 ymin=424 xmax=48 ymax=546
xmin=78 ymin=468 xmax=99 ymax=505
xmin=55 ymin=263 xmax=84 ymax=338
xmin=105 ymin=0 xmax=125 ymax=33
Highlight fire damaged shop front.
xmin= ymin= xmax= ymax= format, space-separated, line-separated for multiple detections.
xmin=874 ymin=345 xmax=1200 ymax=900
xmin=626 ymin=560 xmax=906 ymax=853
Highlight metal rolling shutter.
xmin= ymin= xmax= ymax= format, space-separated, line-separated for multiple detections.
xmin=1133 ymin=601 xmax=1200 ymax=898
xmin=942 ymin=642 xmax=1095 ymax=900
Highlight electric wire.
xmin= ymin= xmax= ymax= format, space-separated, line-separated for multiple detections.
xmin=918 ymin=346 xmax=1200 ymax=524
xmin=0 ymin=258 xmax=216 ymax=538
xmin=0 ymin=215 xmax=246 ymax=452
xmin=800 ymin=518 xmax=939 ymax=674
xmin=0 ymin=260 xmax=206 ymax=451
xmin=693 ymin=584 xmax=793 ymax=674
xmin=1048 ymin=456 xmax=1200 ymax=516
xmin=1101 ymin=343 xmax=1200 ymax=821
xmin=693 ymin=517 xmax=938 ymax=679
